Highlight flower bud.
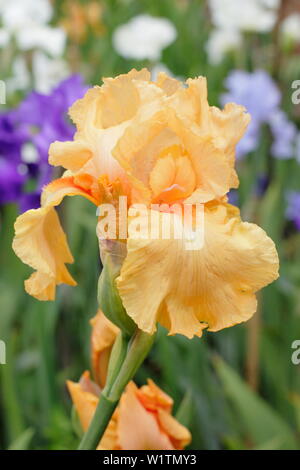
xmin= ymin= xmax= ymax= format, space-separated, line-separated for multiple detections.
xmin=97 ymin=240 xmax=136 ymax=336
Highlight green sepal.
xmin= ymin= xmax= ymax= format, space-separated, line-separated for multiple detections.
xmin=97 ymin=258 xmax=136 ymax=337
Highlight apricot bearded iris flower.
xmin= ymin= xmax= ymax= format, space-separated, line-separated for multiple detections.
xmin=68 ymin=374 xmax=191 ymax=450
xmin=12 ymin=69 xmax=279 ymax=338
xmin=68 ymin=310 xmax=191 ymax=450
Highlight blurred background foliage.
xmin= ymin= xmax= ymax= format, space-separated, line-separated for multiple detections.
xmin=0 ymin=0 xmax=300 ymax=450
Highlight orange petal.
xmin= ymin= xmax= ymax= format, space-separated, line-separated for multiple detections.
xmin=137 ymin=379 xmax=173 ymax=413
xmin=117 ymin=204 xmax=279 ymax=338
xmin=68 ymin=376 xmax=190 ymax=450
xmin=49 ymin=140 xmax=93 ymax=172
xmin=112 ymin=80 xmax=166 ymax=204
xmin=13 ymin=175 xmax=102 ymax=301
xmin=157 ymin=409 xmax=191 ymax=449
xmin=168 ymin=77 xmax=250 ymax=188
xmin=67 ymin=372 xmax=119 ymax=450
xmin=67 ymin=375 xmax=98 ymax=432
xmin=66 ymin=69 xmax=151 ymax=182
xmin=150 ymin=153 xmax=196 ymax=203
xmin=90 ymin=310 xmax=119 ymax=388
xmin=167 ymin=109 xmax=234 ymax=201
xmin=155 ymin=72 xmax=181 ymax=96
xmin=42 ymin=174 xmax=103 ymax=206
xmin=13 ymin=206 xmax=76 ymax=301
xmin=70 ymin=68 xmax=150 ymax=131
xmin=118 ymin=382 xmax=174 ymax=450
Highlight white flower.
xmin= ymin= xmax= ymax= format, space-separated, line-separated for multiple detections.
xmin=6 ymin=56 xmax=31 ymax=93
xmin=16 ymin=26 xmax=66 ymax=57
xmin=209 ymin=0 xmax=278 ymax=33
xmin=32 ymin=52 xmax=70 ymax=94
xmin=21 ymin=143 xmax=39 ymax=164
xmin=0 ymin=0 xmax=52 ymax=29
xmin=206 ymin=28 xmax=241 ymax=65
xmin=0 ymin=28 xmax=9 ymax=47
xmin=112 ymin=14 xmax=177 ymax=60
xmin=281 ymin=14 xmax=300 ymax=43
xmin=0 ymin=0 xmax=66 ymax=57
xmin=260 ymin=0 xmax=280 ymax=8
xmin=207 ymin=0 xmax=279 ymax=64
xmin=7 ymin=52 xmax=69 ymax=94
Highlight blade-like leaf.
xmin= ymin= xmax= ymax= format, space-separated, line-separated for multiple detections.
xmin=214 ymin=356 xmax=299 ymax=450
xmin=8 ymin=428 xmax=34 ymax=450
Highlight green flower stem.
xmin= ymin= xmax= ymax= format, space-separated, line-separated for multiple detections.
xmin=103 ymin=331 xmax=129 ymax=396
xmin=77 ymin=328 xmax=155 ymax=450
xmin=109 ymin=329 xmax=155 ymax=402
xmin=78 ymin=393 xmax=118 ymax=450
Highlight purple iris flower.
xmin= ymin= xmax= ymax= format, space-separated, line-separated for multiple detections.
xmin=0 ymin=158 xmax=25 ymax=204
xmin=222 ymin=70 xmax=281 ymax=122
xmin=0 ymin=112 xmax=27 ymax=204
xmin=256 ymin=174 xmax=269 ymax=197
xmin=269 ymin=110 xmax=297 ymax=159
xmin=0 ymin=75 xmax=87 ymax=211
xmin=295 ymin=133 xmax=300 ymax=164
xmin=286 ymin=191 xmax=300 ymax=231
xmin=221 ymin=70 xmax=296 ymax=160
xmin=227 ymin=189 xmax=239 ymax=206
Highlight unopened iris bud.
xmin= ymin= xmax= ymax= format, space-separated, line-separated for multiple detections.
xmin=97 ymin=240 xmax=136 ymax=337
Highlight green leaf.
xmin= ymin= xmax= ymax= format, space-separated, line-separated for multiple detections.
xmin=71 ymin=406 xmax=84 ymax=439
xmin=175 ymin=390 xmax=193 ymax=428
xmin=214 ymin=357 xmax=298 ymax=449
xmin=254 ymin=437 xmax=285 ymax=450
xmin=8 ymin=428 xmax=34 ymax=450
